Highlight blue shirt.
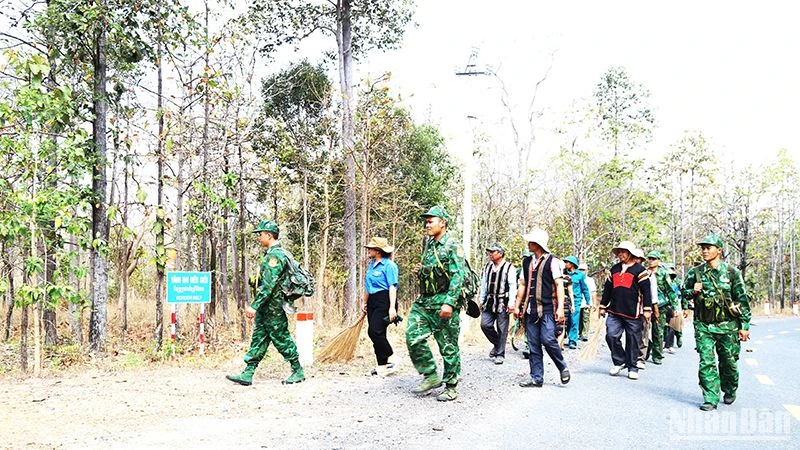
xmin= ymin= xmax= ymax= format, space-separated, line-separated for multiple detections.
xmin=365 ymin=258 xmax=399 ymax=294
xmin=567 ymin=270 xmax=591 ymax=308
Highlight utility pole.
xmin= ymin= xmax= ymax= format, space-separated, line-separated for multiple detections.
xmin=455 ymin=48 xmax=491 ymax=262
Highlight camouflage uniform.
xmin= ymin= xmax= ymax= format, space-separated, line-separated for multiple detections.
xmin=682 ymin=235 xmax=751 ymax=407
xmin=227 ymin=220 xmax=303 ymax=385
xmin=649 ymin=252 xmax=679 ymax=364
xmin=406 ymin=207 xmax=466 ymax=392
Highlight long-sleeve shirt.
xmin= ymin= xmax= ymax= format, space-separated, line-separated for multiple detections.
xmin=251 ymin=242 xmax=288 ymax=311
xmin=566 ymin=270 xmax=591 ymax=308
xmin=681 ymin=261 xmax=751 ymax=331
xmin=600 ymin=262 xmax=652 ymax=319
xmin=479 ymin=260 xmax=517 ymax=312
xmin=653 ymin=266 xmax=679 ymax=310
xmin=417 ymin=232 xmax=466 ymax=308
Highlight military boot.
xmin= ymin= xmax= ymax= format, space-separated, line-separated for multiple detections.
xmin=226 ymin=364 xmax=256 ymax=386
xmin=283 ymin=361 xmax=305 ymax=384
xmin=436 ymin=384 xmax=458 ymax=402
xmin=412 ymin=373 xmax=442 ymax=394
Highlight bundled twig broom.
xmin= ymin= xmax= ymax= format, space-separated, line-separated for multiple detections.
xmin=579 ymin=315 xmax=607 ymax=362
xmin=318 ymin=313 xmax=367 ymax=363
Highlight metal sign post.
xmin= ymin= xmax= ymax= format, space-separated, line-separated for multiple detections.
xmin=167 ymin=271 xmax=212 ymax=355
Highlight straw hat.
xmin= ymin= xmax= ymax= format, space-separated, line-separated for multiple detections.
xmin=522 ymin=229 xmax=550 ymax=253
xmin=611 ymin=241 xmax=638 ymax=256
xmin=364 ymin=237 xmax=395 ymax=254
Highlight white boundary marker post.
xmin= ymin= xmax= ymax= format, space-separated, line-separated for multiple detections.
xmin=764 ymin=300 xmax=771 ymax=316
xmin=296 ymin=312 xmax=314 ymax=367
xmin=793 ymin=301 xmax=799 ymax=316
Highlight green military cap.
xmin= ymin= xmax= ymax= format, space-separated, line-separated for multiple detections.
xmin=421 ymin=205 xmax=450 ymax=223
xmin=564 ymin=256 xmax=579 ymax=267
xmin=253 ymin=219 xmax=280 ymax=236
xmin=696 ymin=234 xmax=724 ymax=248
xmin=646 ymin=250 xmax=663 ymax=260
xmin=485 ymin=242 xmax=506 ymax=254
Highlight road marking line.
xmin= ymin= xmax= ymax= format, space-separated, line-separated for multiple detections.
xmin=785 ymin=405 xmax=800 ymax=423
xmin=756 ymin=374 xmax=775 ymax=385
xmin=745 ymin=358 xmax=758 ymax=367
xmin=765 ymin=335 xmax=776 ymax=339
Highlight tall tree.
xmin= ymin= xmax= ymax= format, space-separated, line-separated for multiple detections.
xmin=594 ymin=66 xmax=655 ymax=157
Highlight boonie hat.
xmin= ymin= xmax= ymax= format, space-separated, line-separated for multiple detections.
xmin=365 ymin=237 xmax=395 ymax=254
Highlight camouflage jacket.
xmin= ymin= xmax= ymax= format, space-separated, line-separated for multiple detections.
xmin=251 ymin=242 xmax=288 ymax=311
xmin=654 ymin=266 xmax=680 ymax=310
xmin=417 ymin=232 xmax=466 ymax=308
xmin=681 ymin=261 xmax=751 ymax=330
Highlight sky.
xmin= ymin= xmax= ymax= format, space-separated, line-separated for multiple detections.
xmin=352 ymin=0 xmax=800 ymax=168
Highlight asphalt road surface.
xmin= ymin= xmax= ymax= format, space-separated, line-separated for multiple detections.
xmin=3 ymin=316 xmax=799 ymax=449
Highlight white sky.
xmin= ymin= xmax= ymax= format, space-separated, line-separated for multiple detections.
xmin=355 ymin=0 xmax=800 ymax=168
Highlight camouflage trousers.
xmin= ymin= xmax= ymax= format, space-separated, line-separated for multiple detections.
xmin=243 ymin=303 xmax=299 ymax=368
xmin=694 ymin=320 xmax=741 ymax=406
xmin=405 ymin=302 xmax=461 ymax=385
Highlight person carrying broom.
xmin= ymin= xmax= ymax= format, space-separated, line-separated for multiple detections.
xmin=406 ymin=206 xmax=467 ymax=402
xmin=225 ymin=220 xmax=305 ymax=386
xmin=361 ymin=237 xmax=400 ymax=377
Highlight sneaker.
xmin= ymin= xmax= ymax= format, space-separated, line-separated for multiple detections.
xmin=666 ymin=347 xmax=676 ymax=354
xmin=580 ymin=337 xmax=589 ymax=342
xmin=636 ymin=361 xmax=646 ymax=370
xmin=519 ymin=379 xmax=543 ymax=388
xmin=627 ymin=371 xmax=639 ymax=380
xmin=723 ymin=393 xmax=736 ymax=405
xmin=370 ymin=362 xmax=395 ymax=376
xmin=651 ymin=359 xmax=663 ymax=365
xmin=560 ymin=368 xmax=571 ymax=384
xmin=699 ymin=402 xmax=716 ymax=411
xmin=568 ymin=341 xmax=577 ymax=349
xmin=609 ymin=365 xmax=625 ymax=376
xmin=522 ymin=350 xmax=530 ymax=359
xmin=494 ymin=356 xmax=504 ymax=365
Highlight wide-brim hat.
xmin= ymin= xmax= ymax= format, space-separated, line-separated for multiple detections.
xmin=364 ymin=237 xmax=395 ymax=254
xmin=578 ymin=263 xmax=589 ymax=271
xmin=612 ymin=240 xmax=638 ymax=256
xmin=564 ymin=256 xmax=579 ymax=268
xmin=631 ymin=248 xmax=646 ymax=259
xmin=522 ymin=229 xmax=550 ymax=253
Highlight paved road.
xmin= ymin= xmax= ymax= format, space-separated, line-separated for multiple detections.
xmin=3 ymin=316 xmax=799 ymax=449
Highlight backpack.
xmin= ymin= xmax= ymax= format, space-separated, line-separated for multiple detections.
xmin=281 ymin=252 xmax=316 ymax=301
xmin=461 ymin=258 xmax=482 ymax=318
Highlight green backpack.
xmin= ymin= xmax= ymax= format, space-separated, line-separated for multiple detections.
xmin=281 ymin=252 xmax=316 ymax=301
xmin=460 ymin=258 xmax=482 ymax=318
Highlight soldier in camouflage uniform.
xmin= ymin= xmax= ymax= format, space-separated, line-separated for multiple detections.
xmin=406 ymin=206 xmax=467 ymax=402
xmin=681 ymin=234 xmax=751 ymax=411
xmin=226 ymin=220 xmax=305 ymax=386
xmin=645 ymin=251 xmax=679 ymax=365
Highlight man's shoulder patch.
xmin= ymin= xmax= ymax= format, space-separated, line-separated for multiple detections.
xmin=268 ymin=257 xmax=280 ymax=268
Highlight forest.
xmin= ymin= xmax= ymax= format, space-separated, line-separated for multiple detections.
xmin=1 ymin=0 xmax=798 ymax=375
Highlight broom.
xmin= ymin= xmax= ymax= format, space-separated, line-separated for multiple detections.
xmin=579 ymin=315 xmax=607 ymax=362
xmin=318 ymin=313 xmax=367 ymax=363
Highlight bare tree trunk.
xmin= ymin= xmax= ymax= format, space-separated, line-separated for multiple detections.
xmin=121 ymin=151 xmax=129 ymax=337
xmin=20 ymin=303 xmax=28 ymax=372
xmin=302 ymin=173 xmax=311 ymax=312
xmin=237 ymin=137 xmax=248 ymax=340
xmin=199 ymin=0 xmax=211 ymax=275
xmin=154 ymin=38 xmax=166 ymax=350
xmin=89 ymin=22 xmax=109 ymax=353
xmin=3 ymin=246 xmax=13 ymax=342
xmin=68 ymin=235 xmax=82 ymax=345
xmin=314 ymin=181 xmax=331 ymax=327
xmin=221 ymin=147 xmax=230 ymax=324
xmin=337 ymin=0 xmax=358 ymax=323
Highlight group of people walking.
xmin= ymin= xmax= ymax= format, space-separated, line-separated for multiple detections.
xmin=225 ymin=206 xmax=752 ymax=411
